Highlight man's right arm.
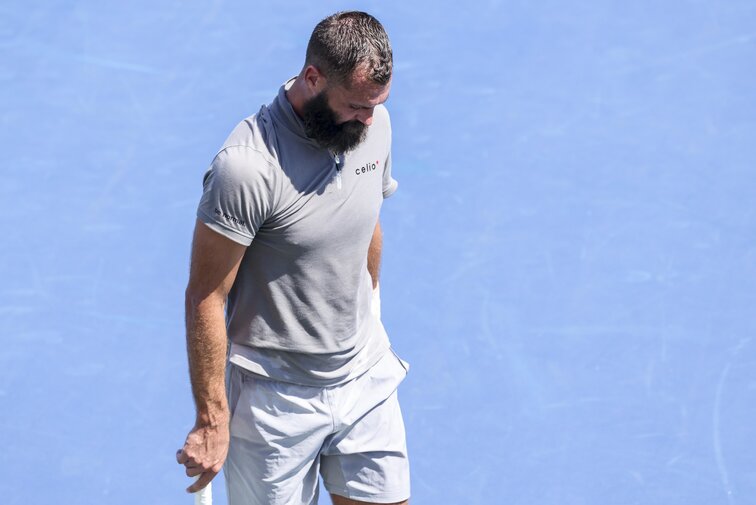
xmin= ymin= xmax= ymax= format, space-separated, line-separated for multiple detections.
xmin=177 ymin=219 xmax=247 ymax=493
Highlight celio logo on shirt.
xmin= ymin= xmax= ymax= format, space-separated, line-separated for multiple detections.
xmin=355 ymin=160 xmax=380 ymax=175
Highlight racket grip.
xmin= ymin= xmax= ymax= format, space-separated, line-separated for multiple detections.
xmin=194 ymin=480 xmax=212 ymax=505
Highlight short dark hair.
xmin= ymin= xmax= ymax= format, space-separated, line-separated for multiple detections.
xmin=305 ymin=11 xmax=393 ymax=87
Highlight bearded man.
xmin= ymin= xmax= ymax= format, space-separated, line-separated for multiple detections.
xmin=176 ymin=11 xmax=410 ymax=505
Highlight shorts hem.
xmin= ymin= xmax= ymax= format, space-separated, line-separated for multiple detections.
xmin=323 ymin=483 xmax=410 ymax=504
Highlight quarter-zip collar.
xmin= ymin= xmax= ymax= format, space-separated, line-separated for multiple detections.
xmin=268 ymin=77 xmax=322 ymax=150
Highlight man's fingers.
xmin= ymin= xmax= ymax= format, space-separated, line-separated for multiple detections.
xmin=177 ymin=447 xmax=201 ymax=466
xmin=178 ymin=425 xmax=229 ymax=492
xmin=185 ymin=465 xmax=203 ymax=478
xmin=176 ymin=448 xmax=197 ymax=464
xmin=186 ymin=471 xmax=215 ymax=493
xmin=178 ymin=447 xmax=207 ymax=478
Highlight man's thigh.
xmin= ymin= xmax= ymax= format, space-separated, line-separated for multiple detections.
xmin=320 ymin=387 xmax=411 ymax=504
xmin=224 ymin=366 xmax=332 ymax=505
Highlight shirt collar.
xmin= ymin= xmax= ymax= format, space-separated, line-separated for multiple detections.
xmin=268 ymin=77 xmax=320 ymax=148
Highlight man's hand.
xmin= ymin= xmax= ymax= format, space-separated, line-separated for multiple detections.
xmin=176 ymin=422 xmax=230 ymax=493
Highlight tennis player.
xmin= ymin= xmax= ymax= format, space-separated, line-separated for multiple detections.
xmin=176 ymin=11 xmax=410 ymax=505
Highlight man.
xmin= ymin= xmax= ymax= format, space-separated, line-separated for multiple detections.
xmin=176 ymin=11 xmax=410 ymax=505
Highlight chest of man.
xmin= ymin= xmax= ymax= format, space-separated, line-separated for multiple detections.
xmin=253 ymin=138 xmax=386 ymax=260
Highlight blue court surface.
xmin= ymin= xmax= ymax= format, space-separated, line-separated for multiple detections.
xmin=2 ymin=1 xmax=755 ymax=504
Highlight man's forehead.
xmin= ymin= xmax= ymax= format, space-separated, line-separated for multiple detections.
xmin=333 ymin=76 xmax=391 ymax=106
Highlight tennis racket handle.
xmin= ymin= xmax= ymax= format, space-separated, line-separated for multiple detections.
xmin=194 ymin=480 xmax=212 ymax=505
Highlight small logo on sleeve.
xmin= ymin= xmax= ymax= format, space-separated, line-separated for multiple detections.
xmin=214 ymin=207 xmax=246 ymax=226
xmin=355 ymin=159 xmax=380 ymax=176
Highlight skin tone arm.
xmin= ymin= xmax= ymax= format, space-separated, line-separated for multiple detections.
xmin=367 ymin=219 xmax=382 ymax=289
xmin=176 ymin=219 xmax=247 ymax=493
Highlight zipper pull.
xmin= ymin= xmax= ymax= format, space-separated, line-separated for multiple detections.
xmin=333 ymin=152 xmax=343 ymax=190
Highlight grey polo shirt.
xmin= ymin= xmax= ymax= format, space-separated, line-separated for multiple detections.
xmin=196 ymin=79 xmax=397 ymax=386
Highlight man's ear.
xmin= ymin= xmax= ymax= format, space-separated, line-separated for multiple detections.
xmin=303 ymin=65 xmax=327 ymax=94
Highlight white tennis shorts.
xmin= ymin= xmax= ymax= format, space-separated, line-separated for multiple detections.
xmin=224 ymin=349 xmax=411 ymax=505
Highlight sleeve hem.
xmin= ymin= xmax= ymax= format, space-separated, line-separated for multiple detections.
xmin=197 ymin=209 xmax=254 ymax=246
xmin=382 ymin=180 xmax=399 ymax=199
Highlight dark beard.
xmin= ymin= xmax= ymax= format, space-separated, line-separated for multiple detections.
xmin=301 ymin=91 xmax=367 ymax=153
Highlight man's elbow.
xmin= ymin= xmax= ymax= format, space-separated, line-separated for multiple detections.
xmin=185 ymin=285 xmax=225 ymax=314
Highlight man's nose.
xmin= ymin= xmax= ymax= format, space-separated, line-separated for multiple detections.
xmin=356 ymin=108 xmax=374 ymax=126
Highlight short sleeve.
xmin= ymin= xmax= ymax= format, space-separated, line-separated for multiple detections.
xmin=197 ymin=145 xmax=276 ymax=246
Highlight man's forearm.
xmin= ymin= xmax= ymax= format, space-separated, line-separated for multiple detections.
xmin=185 ymin=294 xmax=230 ymax=426
xmin=367 ymin=220 xmax=382 ymax=289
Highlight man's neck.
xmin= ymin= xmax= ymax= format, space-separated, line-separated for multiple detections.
xmin=285 ymin=75 xmax=308 ymax=120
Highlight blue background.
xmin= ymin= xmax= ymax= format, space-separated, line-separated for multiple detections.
xmin=1 ymin=1 xmax=755 ymax=504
